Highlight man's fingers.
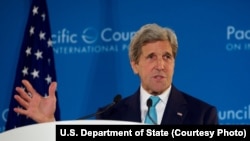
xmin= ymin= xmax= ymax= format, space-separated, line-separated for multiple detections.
xmin=48 ymin=82 xmax=57 ymax=98
xmin=15 ymin=87 xmax=31 ymax=102
xmin=14 ymin=94 xmax=29 ymax=109
xmin=13 ymin=107 xmax=28 ymax=116
xmin=22 ymin=79 xmax=38 ymax=97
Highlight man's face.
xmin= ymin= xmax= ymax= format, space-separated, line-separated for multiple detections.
xmin=131 ymin=40 xmax=175 ymax=94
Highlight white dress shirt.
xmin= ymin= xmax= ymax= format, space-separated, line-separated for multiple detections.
xmin=140 ymin=85 xmax=171 ymax=124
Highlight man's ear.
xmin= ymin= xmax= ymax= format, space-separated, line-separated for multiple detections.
xmin=130 ymin=61 xmax=138 ymax=74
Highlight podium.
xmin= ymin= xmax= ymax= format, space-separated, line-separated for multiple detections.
xmin=0 ymin=120 xmax=142 ymax=141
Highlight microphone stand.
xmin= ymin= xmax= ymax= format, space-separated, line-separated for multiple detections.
xmin=77 ymin=94 xmax=122 ymax=120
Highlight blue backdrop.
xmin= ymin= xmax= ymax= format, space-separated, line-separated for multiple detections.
xmin=1 ymin=0 xmax=250 ymax=132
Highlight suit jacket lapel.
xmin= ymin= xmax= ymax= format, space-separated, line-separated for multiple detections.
xmin=122 ymin=88 xmax=142 ymax=122
xmin=161 ymin=85 xmax=188 ymax=125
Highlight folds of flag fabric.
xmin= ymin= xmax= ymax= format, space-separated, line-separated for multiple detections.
xmin=5 ymin=0 xmax=60 ymax=131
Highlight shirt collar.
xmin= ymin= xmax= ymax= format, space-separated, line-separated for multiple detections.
xmin=140 ymin=85 xmax=171 ymax=105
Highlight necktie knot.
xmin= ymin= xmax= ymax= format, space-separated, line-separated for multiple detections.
xmin=150 ymin=96 xmax=160 ymax=107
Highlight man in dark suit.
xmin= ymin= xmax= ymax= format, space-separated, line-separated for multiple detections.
xmin=97 ymin=85 xmax=218 ymax=124
xmin=97 ymin=23 xmax=218 ymax=125
xmin=13 ymin=23 xmax=218 ymax=125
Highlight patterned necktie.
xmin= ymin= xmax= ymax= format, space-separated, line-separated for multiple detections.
xmin=144 ymin=96 xmax=160 ymax=125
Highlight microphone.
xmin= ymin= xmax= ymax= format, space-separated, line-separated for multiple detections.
xmin=78 ymin=94 xmax=122 ymax=120
xmin=145 ymin=98 xmax=157 ymax=125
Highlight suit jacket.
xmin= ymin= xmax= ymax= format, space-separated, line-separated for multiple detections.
xmin=96 ymin=84 xmax=219 ymax=125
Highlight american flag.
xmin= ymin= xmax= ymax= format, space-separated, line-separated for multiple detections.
xmin=5 ymin=0 xmax=60 ymax=130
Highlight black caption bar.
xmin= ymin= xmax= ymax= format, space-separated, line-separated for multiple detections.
xmin=56 ymin=125 xmax=250 ymax=140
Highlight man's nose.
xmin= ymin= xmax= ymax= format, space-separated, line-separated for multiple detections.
xmin=155 ymin=58 xmax=164 ymax=70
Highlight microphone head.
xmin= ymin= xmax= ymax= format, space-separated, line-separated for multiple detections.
xmin=113 ymin=94 xmax=122 ymax=103
xmin=147 ymin=98 xmax=152 ymax=107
